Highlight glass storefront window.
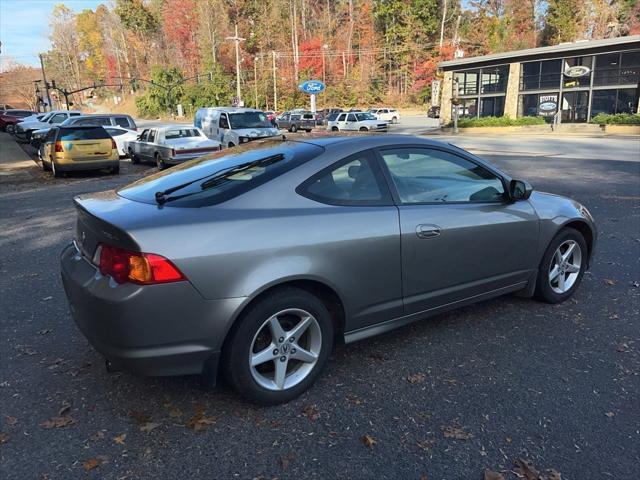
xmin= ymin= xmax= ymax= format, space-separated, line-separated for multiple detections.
xmin=563 ymin=56 xmax=592 ymax=88
xmin=454 ymin=70 xmax=479 ymax=95
xmin=594 ymin=53 xmax=621 ymax=85
xmin=480 ymin=96 xmax=505 ymax=117
xmin=481 ymin=66 xmax=509 ymax=93
xmin=453 ymin=98 xmax=477 ymax=118
xmin=620 ymin=51 xmax=640 ymax=85
xmin=520 ymin=60 xmax=561 ymax=90
xmin=591 ymin=88 xmax=639 ymax=117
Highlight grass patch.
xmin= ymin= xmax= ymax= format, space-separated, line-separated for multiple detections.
xmin=590 ymin=113 xmax=640 ymax=125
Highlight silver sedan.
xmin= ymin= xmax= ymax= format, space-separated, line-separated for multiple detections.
xmin=60 ymin=135 xmax=597 ymax=404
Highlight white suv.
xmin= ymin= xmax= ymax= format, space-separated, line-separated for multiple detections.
xmin=368 ymin=108 xmax=400 ymax=124
xmin=326 ymin=111 xmax=389 ymax=132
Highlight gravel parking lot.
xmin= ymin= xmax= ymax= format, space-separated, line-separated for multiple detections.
xmin=1 ymin=137 xmax=639 ymax=479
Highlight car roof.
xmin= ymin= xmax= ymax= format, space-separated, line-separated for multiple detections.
xmin=199 ymin=107 xmax=262 ymax=113
xmin=283 ymin=134 xmax=451 ymax=150
xmin=71 ymin=114 xmax=132 ymax=118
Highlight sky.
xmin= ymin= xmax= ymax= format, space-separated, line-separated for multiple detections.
xmin=0 ymin=0 xmax=103 ymax=68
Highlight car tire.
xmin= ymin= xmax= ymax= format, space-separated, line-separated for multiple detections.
xmin=130 ymin=149 xmax=140 ymax=164
xmin=535 ymin=227 xmax=588 ymax=304
xmin=155 ymin=153 xmax=165 ymax=171
xmin=305 ymin=129 xmax=312 ymax=133
xmin=359 ymin=127 xmax=368 ymax=132
xmin=222 ymin=287 xmax=334 ymax=405
xmin=391 ymin=117 xmax=398 ymax=124
xmin=228 ymin=142 xmax=235 ymax=148
xmin=291 ymin=125 xmax=298 ymax=133
xmin=41 ymin=158 xmax=51 ymax=172
xmin=51 ymin=160 xmax=62 ymax=178
xmin=331 ymin=126 xmax=339 ymax=132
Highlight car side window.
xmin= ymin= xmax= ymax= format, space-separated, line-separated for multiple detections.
xmin=379 ymin=148 xmax=505 ymax=204
xmin=298 ymin=150 xmax=391 ymax=206
xmin=291 ymin=114 xmax=301 ymax=121
xmin=50 ymin=113 xmax=66 ymax=124
xmin=219 ymin=114 xmax=230 ymax=129
xmin=106 ymin=128 xmax=125 ymax=137
xmin=114 ymin=117 xmax=130 ymax=128
xmin=140 ymin=129 xmax=149 ymax=142
xmin=148 ymin=130 xmax=156 ymax=143
xmin=338 ymin=113 xmax=347 ymax=121
xmin=347 ymin=114 xmax=357 ymax=122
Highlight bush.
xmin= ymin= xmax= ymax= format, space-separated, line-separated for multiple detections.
xmin=590 ymin=113 xmax=640 ymax=125
xmin=450 ymin=115 xmax=546 ymax=128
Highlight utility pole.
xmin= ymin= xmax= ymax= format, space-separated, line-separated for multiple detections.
xmin=254 ymin=56 xmax=259 ymax=109
xmin=226 ymin=24 xmax=245 ymax=105
xmin=271 ymin=51 xmax=278 ymax=111
xmin=322 ymin=44 xmax=328 ymax=84
xmin=39 ymin=53 xmax=53 ymax=111
xmin=439 ymin=0 xmax=448 ymax=48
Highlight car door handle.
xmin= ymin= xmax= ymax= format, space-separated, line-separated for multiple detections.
xmin=416 ymin=224 xmax=442 ymax=239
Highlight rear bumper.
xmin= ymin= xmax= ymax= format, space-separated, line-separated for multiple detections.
xmin=60 ymin=242 xmax=245 ymax=378
xmin=56 ymin=159 xmax=119 ymax=172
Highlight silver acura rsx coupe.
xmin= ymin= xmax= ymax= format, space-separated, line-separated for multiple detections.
xmin=61 ymin=135 xmax=597 ymax=404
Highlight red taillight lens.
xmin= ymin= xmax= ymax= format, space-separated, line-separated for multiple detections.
xmin=98 ymin=243 xmax=185 ymax=285
xmin=55 ymin=141 xmax=63 ymax=152
xmin=111 ymin=138 xmax=117 ymax=150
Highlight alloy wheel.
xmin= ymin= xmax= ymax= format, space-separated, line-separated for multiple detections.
xmin=548 ymin=239 xmax=582 ymax=294
xmin=249 ymin=308 xmax=322 ymax=391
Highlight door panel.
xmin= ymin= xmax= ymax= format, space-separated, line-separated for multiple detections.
xmin=398 ymin=202 xmax=538 ymax=314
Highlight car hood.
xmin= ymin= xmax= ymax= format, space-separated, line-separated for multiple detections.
xmin=18 ymin=120 xmax=49 ymax=130
xmin=166 ymin=137 xmax=222 ymax=149
xmin=232 ymin=127 xmax=279 ymax=138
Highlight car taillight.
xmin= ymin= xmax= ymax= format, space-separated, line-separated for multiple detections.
xmin=97 ymin=243 xmax=185 ymax=285
xmin=171 ymin=148 xmax=175 ymax=157
xmin=111 ymin=138 xmax=117 ymax=149
xmin=55 ymin=141 xmax=63 ymax=152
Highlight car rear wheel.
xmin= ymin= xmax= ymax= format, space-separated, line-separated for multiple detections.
xmin=291 ymin=125 xmax=298 ymax=133
xmin=228 ymin=142 xmax=235 ymax=148
xmin=155 ymin=153 xmax=165 ymax=171
xmin=535 ymin=227 xmax=587 ymax=304
xmin=391 ymin=116 xmax=398 ymax=124
xmin=305 ymin=129 xmax=312 ymax=133
xmin=223 ymin=287 xmax=334 ymax=405
xmin=359 ymin=127 xmax=368 ymax=132
xmin=129 ymin=149 xmax=140 ymax=164
xmin=331 ymin=126 xmax=339 ymax=132
xmin=51 ymin=159 xmax=62 ymax=178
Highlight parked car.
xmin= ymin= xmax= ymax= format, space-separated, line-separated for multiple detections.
xmin=61 ymin=114 xmax=137 ymax=130
xmin=194 ymin=107 xmax=279 ymax=148
xmin=126 ymin=126 xmax=221 ymax=170
xmin=39 ymin=125 xmax=119 ymax=177
xmin=60 ymin=134 xmax=597 ymax=405
xmin=103 ymin=126 xmax=139 ymax=157
xmin=368 ymin=108 xmax=400 ymax=123
xmin=326 ymin=111 xmax=389 ymax=132
xmin=15 ymin=110 xmax=82 ymax=141
xmin=276 ymin=111 xmax=315 ymax=132
xmin=427 ymin=106 xmax=440 ymax=118
xmin=0 ymin=109 xmax=37 ymax=131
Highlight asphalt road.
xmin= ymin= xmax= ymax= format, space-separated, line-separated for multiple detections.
xmin=1 ymin=138 xmax=639 ymax=479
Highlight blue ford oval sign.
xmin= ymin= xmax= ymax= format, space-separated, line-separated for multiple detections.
xmin=299 ymin=80 xmax=325 ymax=94
xmin=539 ymin=102 xmax=557 ymax=111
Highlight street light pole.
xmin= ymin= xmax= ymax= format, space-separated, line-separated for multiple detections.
xmin=226 ymin=24 xmax=245 ymax=105
xmin=272 ymin=50 xmax=278 ymax=111
xmin=39 ymin=54 xmax=53 ymax=111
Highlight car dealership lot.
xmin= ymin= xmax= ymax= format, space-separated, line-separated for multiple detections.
xmin=1 ymin=135 xmax=638 ymax=479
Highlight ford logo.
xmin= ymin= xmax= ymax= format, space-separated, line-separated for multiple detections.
xmin=539 ymin=102 xmax=557 ymax=111
xmin=564 ymin=65 xmax=590 ymax=78
xmin=299 ymin=80 xmax=326 ymax=94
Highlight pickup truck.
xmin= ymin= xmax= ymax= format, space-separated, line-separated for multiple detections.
xmin=126 ymin=126 xmax=222 ymax=170
xmin=275 ymin=111 xmax=315 ymax=132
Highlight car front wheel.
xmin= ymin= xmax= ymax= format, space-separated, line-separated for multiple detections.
xmin=535 ymin=227 xmax=587 ymax=303
xmin=223 ymin=287 xmax=334 ymax=405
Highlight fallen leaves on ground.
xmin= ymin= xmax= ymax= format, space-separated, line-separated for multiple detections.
xmin=361 ymin=434 xmax=376 ymax=448
xmin=113 ymin=433 xmax=127 ymax=445
xmin=40 ymin=409 xmax=75 ymax=429
xmin=168 ymin=408 xmax=183 ymax=418
xmin=368 ymin=353 xmax=386 ymax=363
xmin=139 ymin=422 xmax=161 ymax=434
xmin=484 ymin=470 xmax=505 ymax=480
xmin=441 ymin=424 xmax=472 ymax=440
xmin=0 ymin=433 xmax=8 ymax=444
xmin=279 ymin=453 xmax=295 ymax=469
xmin=82 ymin=457 xmax=105 ymax=471
xmin=407 ymin=372 xmax=426 ymax=384
xmin=186 ymin=411 xmax=216 ymax=431
xmin=6 ymin=416 xmax=17 ymax=426
xmin=416 ymin=439 xmax=436 ymax=452
xmin=128 ymin=410 xmax=151 ymax=425
xmin=605 ymin=411 xmax=615 ymax=417
xmin=301 ymin=404 xmax=320 ymax=421
xmin=604 ymin=278 xmax=617 ymax=285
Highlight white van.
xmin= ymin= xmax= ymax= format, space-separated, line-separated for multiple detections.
xmin=194 ymin=107 xmax=279 ymax=148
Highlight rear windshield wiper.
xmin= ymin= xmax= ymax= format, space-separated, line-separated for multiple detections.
xmin=154 ymin=154 xmax=285 ymax=205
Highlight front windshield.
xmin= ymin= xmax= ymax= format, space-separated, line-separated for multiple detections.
xmin=355 ymin=112 xmax=377 ymax=121
xmin=229 ymin=112 xmax=272 ymax=129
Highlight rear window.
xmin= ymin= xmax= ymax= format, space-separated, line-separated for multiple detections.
xmin=118 ymin=139 xmax=324 ymax=207
xmin=58 ymin=127 xmax=109 ymax=141
xmin=165 ymin=128 xmax=202 ymax=139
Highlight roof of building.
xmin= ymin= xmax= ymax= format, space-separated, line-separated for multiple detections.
xmin=439 ymin=35 xmax=640 ymax=70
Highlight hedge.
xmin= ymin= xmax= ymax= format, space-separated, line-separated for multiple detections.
xmin=447 ymin=116 xmax=546 ymax=128
xmin=590 ymin=113 xmax=640 ymax=125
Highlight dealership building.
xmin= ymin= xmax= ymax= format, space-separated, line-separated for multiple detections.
xmin=438 ymin=35 xmax=640 ymax=125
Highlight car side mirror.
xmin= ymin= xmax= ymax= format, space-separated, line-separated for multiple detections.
xmin=509 ymin=179 xmax=533 ymax=200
